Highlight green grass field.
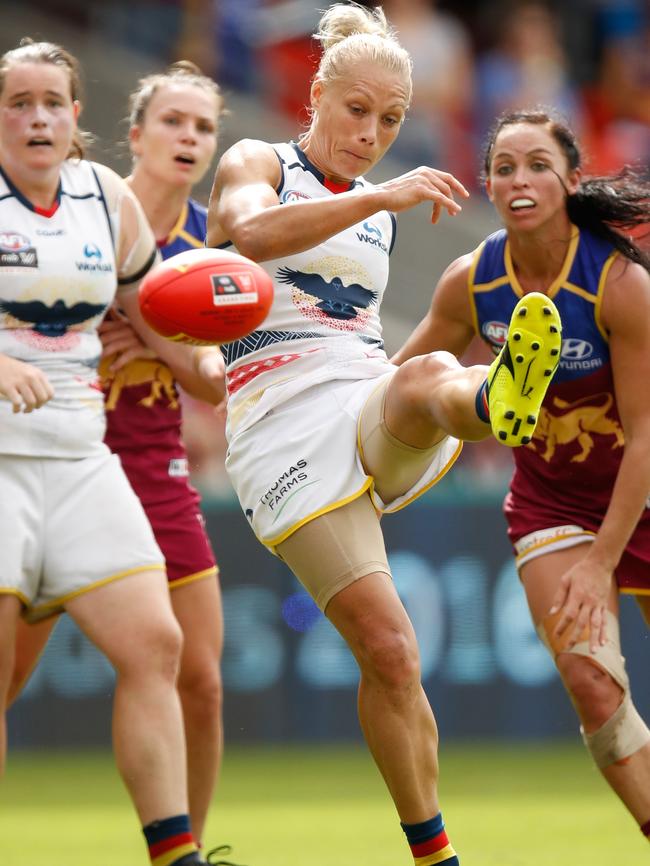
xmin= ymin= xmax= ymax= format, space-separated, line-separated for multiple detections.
xmin=1 ymin=743 xmax=647 ymax=866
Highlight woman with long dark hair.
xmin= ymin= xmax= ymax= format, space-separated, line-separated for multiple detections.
xmin=394 ymin=108 xmax=650 ymax=843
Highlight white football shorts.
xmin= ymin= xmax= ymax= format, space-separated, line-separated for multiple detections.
xmin=226 ymin=372 xmax=461 ymax=551
xmin=0 ymin=449 xmax=165 ymax=621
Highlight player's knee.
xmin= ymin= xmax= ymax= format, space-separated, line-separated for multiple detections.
xmin=556 ymin=652 xmax=623 ymax=729
xmin=582 ymin=692 xmax=650 ymax=769
xmin=123 ymin=615 xmax=184 ymax=682
xmin=357 ymin=626 xmax=420 ymax=693
xmin=154 ymin=617 xmax=184 ymax=679
xmin=389 ymin=354 xmax=460 ymax=432
xmin=397 ymin=353 xmax=458 ymax=399
xmin=178 ymin=661 xmax=223 ymax=716
xmin=539 ymin=611 xmax=650 ymax=768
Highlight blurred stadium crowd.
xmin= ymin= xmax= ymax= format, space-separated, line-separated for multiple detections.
xmin=33 ymin=0 xmax=650 ymax=180
xmin=16 ymin=0 xmax=650 ymax=495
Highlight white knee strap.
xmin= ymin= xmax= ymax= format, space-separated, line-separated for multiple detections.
xmin=581 ymin=692 xmax=650 ymax=769
xmin=538 ymin=610 xmax=650 ymax=768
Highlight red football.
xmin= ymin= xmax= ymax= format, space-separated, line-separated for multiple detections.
xmin=139 ymin=248 xmax=274 ymax=345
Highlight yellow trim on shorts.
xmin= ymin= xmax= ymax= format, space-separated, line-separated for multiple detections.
xmin=26 ymin=563 xmax=166 ymax=621
xmin=377 ymin=439 xmax=463 ymax=514
xmin=514 ymin=530 xmax=595 ymax=565
xmin=265 ymin=480 xmax=374 ymax=550
xmin=0 ymin=587 xmax=30 ymax=606
xmin=620 ymin=587 xmax=650 ymax=597
xmin=169 ymin=565 xmax=219 ymax=590
xmin=354 ymin=375 xmax=463 ymax=514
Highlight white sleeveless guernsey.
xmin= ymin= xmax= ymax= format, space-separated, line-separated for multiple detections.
xmin=0 ymin=160 xmax=119 ymax=457
xmin=221 ymin=142 xmax=397 ymax=439
xmin=222 ymin=143 xmax=461 ymax=548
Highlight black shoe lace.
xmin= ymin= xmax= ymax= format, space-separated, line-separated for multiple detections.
xmin=205 ymin=844 xmax=246 ymax=866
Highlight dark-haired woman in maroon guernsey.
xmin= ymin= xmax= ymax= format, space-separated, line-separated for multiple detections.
xmin=393 ymin=108 xmax=650 ymax=845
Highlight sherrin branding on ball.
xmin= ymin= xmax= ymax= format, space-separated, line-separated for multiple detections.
xmin=139 ymin=247 xmax=274 ymax=345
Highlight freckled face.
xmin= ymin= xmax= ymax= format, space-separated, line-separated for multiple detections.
xmin=486 ymin=123 xmax=580 ymax=231
xmin=130 ymin=83 xmax=219 ymax=189
xmin=0 ymin=61 xmax=79 ymax=177
xmin=305 ymin=60 xmax=409 ymax=182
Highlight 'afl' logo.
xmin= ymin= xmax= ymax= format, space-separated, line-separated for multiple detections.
xmin=562 ymin=338 xmax=593 ymax=360
xmin=482 ymin=320 xmax=508 ymax=346
xmin=281 ymin=190 xmax=311 ymax=203
xmin=0 ymin=232 xmax=31 ymax=252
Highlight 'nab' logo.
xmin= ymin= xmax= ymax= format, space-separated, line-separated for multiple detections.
xmin=0 ymin=231 xmax=38 ymax=268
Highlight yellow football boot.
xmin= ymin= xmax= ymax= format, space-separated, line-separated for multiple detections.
xmin=486 ymin=292 xmax=562 ymax=447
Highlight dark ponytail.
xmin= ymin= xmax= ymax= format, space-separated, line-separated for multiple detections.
xmin=566 ymin=168 xmax=649 ymax=268
xmin=483 ymin=108 xmax=650 ymax=270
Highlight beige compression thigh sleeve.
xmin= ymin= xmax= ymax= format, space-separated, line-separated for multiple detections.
xmin=276 ymin=493 xmax=390 ymax=612
xmin=359 ymin=378 xmax=446 ymax=505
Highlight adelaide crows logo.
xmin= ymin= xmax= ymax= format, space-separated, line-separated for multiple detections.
xmin=276 ymin=263 xmax=377 ymax=331
xmin=0 ymin=298 xmax=107 ymax=350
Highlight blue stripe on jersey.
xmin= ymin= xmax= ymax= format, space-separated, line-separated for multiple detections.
xmin=90 ymin=165 xmax=116 ymax=253
xmin=388 ymin=212 xmax=397 ymax=255
xmin=0 ymin=163 xmax=62 ymax=212
xmin=274 ymin=149 xmax=288 ymax=197
xmin=60 ymin=191 xmax=98 ymax=201
xmin=287 ymin=142 xmax=363 ymax=191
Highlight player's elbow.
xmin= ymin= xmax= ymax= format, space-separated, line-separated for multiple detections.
xmin=228 ymin=218 xmax=285 ymax=263
xmin=232 ymin=232 xmax=272 ymax=263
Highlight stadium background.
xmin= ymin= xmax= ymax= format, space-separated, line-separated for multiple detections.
xmin=4 ymin=0 xmax=650 ymax=753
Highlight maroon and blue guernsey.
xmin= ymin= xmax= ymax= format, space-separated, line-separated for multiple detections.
xmin=469 ymin=226 xmax=650 ymax=594
xmin=101 ymin=198 xmax=216 ymax=584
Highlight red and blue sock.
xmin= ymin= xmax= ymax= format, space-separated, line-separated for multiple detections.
xmin=143 ymin=814 xmax=199 ymax=866
xmin=401 ymin=812 xmax=459 ymax=865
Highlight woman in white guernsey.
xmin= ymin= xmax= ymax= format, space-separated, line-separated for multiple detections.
xmin=0 ymin=40 xmax=224 ymax=866
xmin=205 ymin=5 xmax=561 ymax=865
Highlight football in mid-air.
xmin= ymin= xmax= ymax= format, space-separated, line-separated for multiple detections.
xmin=139 ymin=247 xmax=274 ymax=345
